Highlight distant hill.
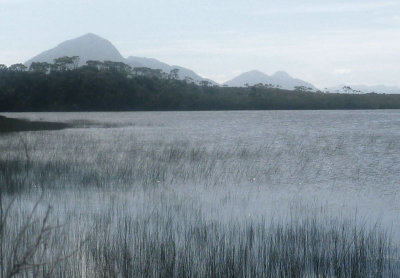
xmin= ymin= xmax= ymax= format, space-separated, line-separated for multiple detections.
xmin=125 ymin=56 xmax=170 ymax=72
xmin=17 ymin=33 xmax=400 ymax=94
xmin=126 ymin=56 xmax=217 ymax=84
xmin=25 ymin=33 xmax=216 ymax=84
xmin=224 ymin=70 xmax=318 ymax=91
xmin=325 ymin=84 xmax=400 ymax=94
xmin=25 ymin=33 xmax=126 ymax=66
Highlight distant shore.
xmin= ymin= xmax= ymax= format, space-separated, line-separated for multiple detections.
xmin=2 ymin=66 xmax=400 ymax=111
xmin=0 ymin=115 xmax=69 ymax=133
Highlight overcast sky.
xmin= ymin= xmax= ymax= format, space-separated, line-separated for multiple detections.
xmin=1 ymin=0 xmax=399 ymax=88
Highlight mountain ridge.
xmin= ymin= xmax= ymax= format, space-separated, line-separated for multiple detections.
xmin=23 ymin=33 xmax=398 ymax=93
xmin=24 ymin=33 xmax=315 ymax=89
xmin=25 ymin=33 xmax=126 ymax=66
xmin=126 ymin=56 xmax=217 ymax=84
xmin=25 ymin=33 xmax=214 ymax=84
xmin=224 ymin=70 xmax=318 ymax=91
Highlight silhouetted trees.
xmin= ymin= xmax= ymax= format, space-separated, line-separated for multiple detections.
xmin=1 ymin=57 xmax=400 ymax=111
xmin=8 ymin=64 xmax=27 ymax=72
xmin=29 ymin=62 xmax=51 ymax=74
xmin=168 ymin=68 xmax=180 ymax=80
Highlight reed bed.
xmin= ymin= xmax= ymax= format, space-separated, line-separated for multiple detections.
xmin=1 ymin=191 xmax=398 ymax=278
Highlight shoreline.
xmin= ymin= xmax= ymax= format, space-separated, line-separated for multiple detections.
xmin=0 ymin=115 xmax=70 ymax=133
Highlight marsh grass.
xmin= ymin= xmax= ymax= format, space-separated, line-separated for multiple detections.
xmin=1 ymin=193 xmax=398 ymax=277
xmin=0 ymin=132 xmax=372 ymax=191
xmin=86 ymin=214 xmax=397 ymax=278
xmin=1 ymin=135 xmax=269 ymax=191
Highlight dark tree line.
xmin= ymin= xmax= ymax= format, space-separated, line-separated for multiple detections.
xmin=1 ymin=58 xmax=400 ymax=111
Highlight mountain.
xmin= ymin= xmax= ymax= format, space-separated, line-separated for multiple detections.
xmin=25 ymin=33 xmax=216 ymax=84
xmin=126 ymin=56 xmax=170 ymax=72
xmin=25 ymin=33 xmax=126 ymax=66
xmin=126 ymin=56 xmax=217 ymax=84
xmin=325 ymin=84 xmax=400 ymax=94
xmin=224 ymin=70 xmax=318 ymax=91
xmin=225 ymin=70 xmax=272 ymax=87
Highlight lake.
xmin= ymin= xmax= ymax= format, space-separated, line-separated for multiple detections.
xmin=1 ymin=110 xmax=400 ymax=277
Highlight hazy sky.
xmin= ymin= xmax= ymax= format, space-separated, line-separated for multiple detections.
xmin=1 ymin=0 xmax=399 ymax=87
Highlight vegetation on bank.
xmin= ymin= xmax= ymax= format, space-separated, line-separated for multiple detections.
xmin=2 ymin=192 xmax=397 ymax=277
xmin=1 ymin=58 xmax=400 ymax=111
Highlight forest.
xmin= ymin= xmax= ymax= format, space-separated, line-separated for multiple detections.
xmin=1 ymin=57 xmax=400 ymax=111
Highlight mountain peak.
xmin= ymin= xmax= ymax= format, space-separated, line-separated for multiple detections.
xmin=240 ymin=70 xmax=270 ymax=78
xmin=25 ymin=33 xmax=125 ymax=66
xmin=247 ymin=69 xmax=266 ymax=75
xmin=25 ymin=33 xmax=217 ymax=84
xmin=80 ymin=33 xmax=101 ymax=38
xmin=225 ymin=70 xmax=317 ymax=90
xmin=70 ymin=33 xmax=110 ymax=43
xmin=272 ymin=71 xmax=291 ymax=79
